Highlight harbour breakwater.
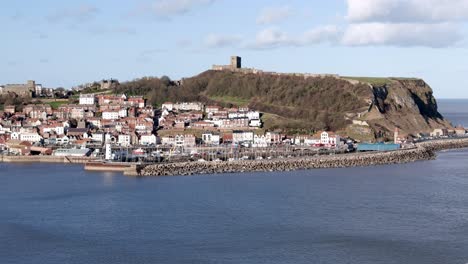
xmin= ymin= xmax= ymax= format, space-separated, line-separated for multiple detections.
xmin=136 ymin=138 xmax=468 ymax=177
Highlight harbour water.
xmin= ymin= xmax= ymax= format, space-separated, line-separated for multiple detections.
xmin=1 ymin=99 xmax=468 ymax=264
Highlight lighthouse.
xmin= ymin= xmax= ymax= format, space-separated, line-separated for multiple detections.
xmin=105 ymin=143 xmax=112 ymax=160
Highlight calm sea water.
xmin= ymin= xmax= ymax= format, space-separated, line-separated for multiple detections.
xmin=0 ymin=100 xmax=468 ymax=264
xmin=438 ymin=99 xmax=468 ymax=127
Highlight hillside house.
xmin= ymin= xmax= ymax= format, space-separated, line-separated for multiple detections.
xmin=202 ymin=132 xmax=221 ymax=145
xmin=233 ymin=131 xmax=254 ymax=145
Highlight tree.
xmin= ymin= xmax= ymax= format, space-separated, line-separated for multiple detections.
xmin=160 ymin=76 xmax=171 ymax=87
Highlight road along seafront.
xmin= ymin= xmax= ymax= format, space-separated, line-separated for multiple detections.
xmin=132 ymin=138 xmax=468 ymax=177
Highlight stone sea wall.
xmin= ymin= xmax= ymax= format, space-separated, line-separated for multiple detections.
xmin=138 ymin=138 xmax=468 ymax=177
xmin=417 ymin=138 xmax=468 ymax=151
xmin=138 ymin=147 xmax=433 ymax=176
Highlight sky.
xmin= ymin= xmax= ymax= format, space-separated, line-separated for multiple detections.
xmin=1 ymin=0 xmax=468 ymax=98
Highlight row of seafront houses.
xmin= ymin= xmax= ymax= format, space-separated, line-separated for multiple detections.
xmin=0 ymin=94 xmax=343 ymax=156
xmin=159 ymin=130 xmax=340 ymax=148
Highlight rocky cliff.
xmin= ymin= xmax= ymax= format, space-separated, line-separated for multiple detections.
xmin=355 ymin=78 xmax=451 ymax=141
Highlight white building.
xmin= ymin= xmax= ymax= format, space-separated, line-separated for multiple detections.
xmin=247 ymin=111 xmax=260 ymax=120
xmin=139 ymin=134 xmax=157 ymax=145
xmin=266 ymin=132 xmax=282 ymax=144
xmin=300 ymin=131 xmax=341 ymax=146
xmin=118 ymin=134 xmax=131 ymax=146
xmin=232 ymin=131 xmax=254 ymax=145
xmin=87 ymin=118 xmax=102 ymax=129
xmin=253 ymin=134 xmax=268 ymax=147
xmin=79 ymin=94 xmax=96 ymax=105
xmin=202 ymin=132 xmax=221 ymax=145
xmin=161 ymin=102 xmax=174 ymax=111
xmin=56 ymin=136 xmax=70 ymax=145
xmin=175 ymin=134 xmax=196 ymax=147
xmin=319 ymin=131 xmax=340 ymax=146
xmin=19 ymin=132 xmax=42 ymax=143
xmin=35 ymin=84 xmax=43 ymax=96
xmin=118 ymin=108 xmax=128 ymax=118
xmin=54 ymin=126 xmax=65 ymax=135
xmin=53 ymin=148 xmax=91 ymax=157
xmin=10 ymin=132 xmax=20 ymax=140
xmin=102 ymin=111 xmax=120 ymax=120
xmin=161 ymin=136 xmax=175 ymax=146
xmin=173 ymin=102 xmax=203 ymax=112
xmin=249 ymin=119 xmax=262 ymax=128
xmin=91 ymin=133 xmax=105 ymax=142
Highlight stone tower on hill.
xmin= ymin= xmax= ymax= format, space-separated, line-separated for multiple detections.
xmin=230 ymin=56 xmax=241 ymax=69
xmin=212 ymin=56 xmax=242 ymax=71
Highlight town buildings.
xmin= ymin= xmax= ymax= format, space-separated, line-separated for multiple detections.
xmin=0 ymin=87 xmax=349 ymax=156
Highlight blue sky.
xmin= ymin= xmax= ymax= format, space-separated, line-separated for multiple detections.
xmin=1 ymin=0 xmax=468 ymax=98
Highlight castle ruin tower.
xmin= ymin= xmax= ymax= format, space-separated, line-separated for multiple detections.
xmin=230 ymin=56 xmax=241 ymax=69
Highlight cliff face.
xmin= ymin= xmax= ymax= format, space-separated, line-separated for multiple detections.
xmin=361 ymin=79 xmax=450 ymax=140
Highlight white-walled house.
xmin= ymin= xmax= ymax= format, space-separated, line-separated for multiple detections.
xmin=266 ymin=132 xmax=282 ymax=144
xmin=102 ymin=111 xmax=120 ymax=120
xmin=232 ymin=131 xmax=254 ymax=144
xmin=161 ymin=102 xmax=174 ymax=111
xmin=202 ymin=132 xmax=221 ymax=145
xmin=56 ymin=135 xmax=70 ymax=145
xmin=87 ymin=118 xmax=102 ymax=129
xmin=79 ymin=94 xmax=96 ymax=105
xmin=161 ymin=136 xmax=175 ymax=146
xmin=253 ymin=134 xmax=268 ymax=147
xmin=300 ymin=131 xmax=341 ymax=146
xmin=118 ymin=134 xmax=131 ymax=146
xmin=53 ymin=125 xmax=65 ymax=135
xmin=91 ymin=133 xmax=105 ymax=142
xmin=139 ymin=134 xmax=157 ymax=145
xmin=173 ymin=102 xmax=203 ymax=112
xmin=319 ymin=131 xmax=340 ymax=146
xmin=161 ymin=134 xmax=196 ymax=147
xmin=246 ymin=111 xmax=260 ymax=120
xmin=20 ymin=132 xmax=42 ymax=143
xmin=10 ymin=132 xmax=20 ymax=140
xmin=118 ymin=108 xmax=128 ymax=118
xmin=249 ymin=119 xmax=262 ymax=128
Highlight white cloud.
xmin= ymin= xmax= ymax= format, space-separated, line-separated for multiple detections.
xmin=204 ymin=34 xmax=242 ymax=48
xmin=300 ymin=25 xmax=340 ymax=45
xmin=342 ymin=23 xmax=462 ymax=48
xmin=249 ymin=26 xmax=340 ymax=49
xmin=347 ymin=0 xmax=468 ymax=23
xmin=252 ymin=28 xmax=291 ymax=49
xmin=257 ymin=6 xmax=292 ymax=25
xmin=344 ymin=0 xmax=467 ymax=47
xmin=150 ymin=0 xmax=216 ymax=17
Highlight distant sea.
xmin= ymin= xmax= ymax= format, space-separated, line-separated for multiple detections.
xmin=438 ymin=98 xmax=468 ymax=127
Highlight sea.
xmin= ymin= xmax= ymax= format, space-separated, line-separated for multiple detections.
xmin=1 ymin=99 xmax=468 ymax=264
